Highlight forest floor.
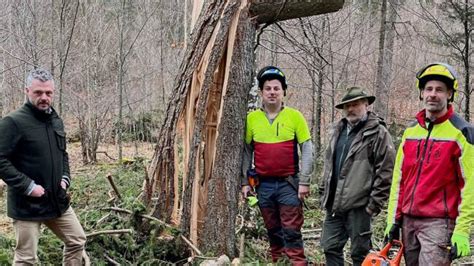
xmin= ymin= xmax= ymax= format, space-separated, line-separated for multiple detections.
xmin=0 ymin=142 xmax=472 ymax=265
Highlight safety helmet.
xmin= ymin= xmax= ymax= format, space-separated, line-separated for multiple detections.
xmin=257 ymin=66 xmax=287 ymax=90
xmin=416 ymin=63 xmax=458 ymax=102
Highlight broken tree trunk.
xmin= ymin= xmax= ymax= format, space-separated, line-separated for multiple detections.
xmin=146 ymin=0 xmax=344 ymax=257
xmin=250 ymin=0 xmax=345 ymax=24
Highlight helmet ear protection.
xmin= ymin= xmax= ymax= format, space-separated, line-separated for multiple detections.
xmin=416 ymin=63 xmax=458 ymax=102
xmin=257 ymin=66 xmax=287 ymax=96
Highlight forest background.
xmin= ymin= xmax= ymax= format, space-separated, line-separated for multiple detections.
xmin=0 ymin=0 xmax=472 ymax=264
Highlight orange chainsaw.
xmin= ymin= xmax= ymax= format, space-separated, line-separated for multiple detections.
xmin=362 ymin=240 xmax=404 ymax=266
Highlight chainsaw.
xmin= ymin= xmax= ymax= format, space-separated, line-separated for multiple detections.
xmin=362 ymin=240 xmax=404 ymax=266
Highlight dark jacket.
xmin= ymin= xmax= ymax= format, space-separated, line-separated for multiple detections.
xmin=320 ymin=112 xmax=395 ymax=215
xmin=0 ymin=102 xmax=70 ymax=220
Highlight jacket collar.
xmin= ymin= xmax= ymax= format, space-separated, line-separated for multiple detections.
xmin=24 ymin=101 xmax=56 ymax=122
xmin=416 ymin=104 xmax=453 ymax=129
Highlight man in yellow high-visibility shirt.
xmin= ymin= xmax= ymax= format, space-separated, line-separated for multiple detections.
xmin=241 ymin=66 xmax=313 ymax=265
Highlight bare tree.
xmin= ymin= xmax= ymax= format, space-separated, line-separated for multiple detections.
xmin=115 ymin=0 xmax=159 ymax=162
xmin=374 ymin=0 xmax=389 ymax=119
xmin=52 ymin=0 xmax=79 ymax=116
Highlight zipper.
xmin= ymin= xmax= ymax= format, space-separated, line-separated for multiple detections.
xmin=276 ymin=122 xmax=279 ymax=136
xmin=408 ymin=122 xmax=434 ymax=214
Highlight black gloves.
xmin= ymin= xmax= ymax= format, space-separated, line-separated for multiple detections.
xmin=383 ymin=223 xmax=400 ymax=244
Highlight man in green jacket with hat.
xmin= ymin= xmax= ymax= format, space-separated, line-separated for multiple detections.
xmin=0 ymin=68 xmax=86 ymax=265
xmin=319 ymin=86 xmax=395 ymax=266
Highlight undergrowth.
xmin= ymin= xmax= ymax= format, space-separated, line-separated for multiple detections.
xmin=0 ymin=157 xmax=391 ymax=265
xmin=0 ymin=159 xmax=189 ymax=265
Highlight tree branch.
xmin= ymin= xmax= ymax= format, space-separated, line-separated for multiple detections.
xmin=59 ymin=0 xmax=80 ymax=79
xmin=106 ymin=174 xmax=122 ymax=200
xmin=86 ymin=229 xmax=133 ymax=238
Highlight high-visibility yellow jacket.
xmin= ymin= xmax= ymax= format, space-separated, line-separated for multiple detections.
xmin=386 ymin=105 xmax=474 ymax=237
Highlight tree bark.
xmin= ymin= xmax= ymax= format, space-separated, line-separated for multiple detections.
xmin=374 ymin=0 xmax=389 ymax=119
xmin=250 ymin=0 xmax=344 ymax=24
xmin=200 ymin=3 xmax=255 ymax=256
xmin=463 ymin=0 xmax=470 ymax=122
xmin=147 ymin=0 xmax=231 ymax=222
xmin=315 ymin=18 xmax=326 ymax=155
xmin=180 ymin=0 xmax=243 ymax=249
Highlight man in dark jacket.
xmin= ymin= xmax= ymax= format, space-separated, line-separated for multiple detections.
xmin=319 ymin=87 xmax=395 ymax=266
xmin=0 ymin=68 xmax=86 ymax=265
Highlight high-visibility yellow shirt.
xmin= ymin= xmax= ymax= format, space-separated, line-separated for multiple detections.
xmin=245 ymin=107 xmax=311 ymax=177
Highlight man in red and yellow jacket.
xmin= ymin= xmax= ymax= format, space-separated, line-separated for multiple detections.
xmin=385 ymin=63 xmax=474 ymax=265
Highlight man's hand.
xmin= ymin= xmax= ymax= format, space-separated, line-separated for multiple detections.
xmin=241 ymin=185 xmax=252 ymax=199
xmin=450 ymin=233 xmax=471 ymax=260
xmin=383 ymin=223 xmax=400 ymax=244
xmin=60 ymin=180 xmax=67 ymax=190
xmin=30 ymin=185 xmax=45 ymax=197
xmin=298 ymin=185 xmax=310 ymax=201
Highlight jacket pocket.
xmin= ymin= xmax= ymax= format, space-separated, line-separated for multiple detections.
xmin=54 ymin=130 xmax=66 ymax=151
xmin=23 ymin=194 xmax=50 ymax=217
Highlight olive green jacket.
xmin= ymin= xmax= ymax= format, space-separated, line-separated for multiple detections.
xmin=319 ymin=112 xmax=395 ymax=215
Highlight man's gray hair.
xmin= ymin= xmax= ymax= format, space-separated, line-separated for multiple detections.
xmin=26 ymin=68 xmax=54 ymax=87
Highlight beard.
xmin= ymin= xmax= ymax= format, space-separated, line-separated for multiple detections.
xmin=33 ymin=99 xmax=51 ymax=111
xmin=344 ymin=111 xmax=365 ymax=125
xmin=424 ymin=99 xmax=447 ymax=114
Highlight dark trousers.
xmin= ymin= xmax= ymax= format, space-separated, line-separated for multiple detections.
xmin=257 ymin=178 xmax=306 ymax=266
xmin=320 ymin=207 xmax=372 ymax=266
